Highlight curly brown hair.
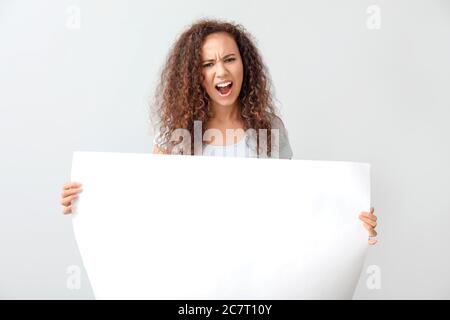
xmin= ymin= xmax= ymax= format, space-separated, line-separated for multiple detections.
xmin=151 ymin=19 xmax=279 ymax=155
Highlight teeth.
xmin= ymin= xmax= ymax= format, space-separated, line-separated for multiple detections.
xmin=216 ymin=81 xmax=232 ymax=88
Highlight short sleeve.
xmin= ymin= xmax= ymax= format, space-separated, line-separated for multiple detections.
xmin=270 ymin=115 xmax=293 ymax=160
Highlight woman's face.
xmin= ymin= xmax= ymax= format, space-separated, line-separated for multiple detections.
xmin=201 ymin=32 xmax=244 ymax=109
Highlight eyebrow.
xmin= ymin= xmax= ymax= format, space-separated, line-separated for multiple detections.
xmin=202 ymin=54 xmax=236 ymax=63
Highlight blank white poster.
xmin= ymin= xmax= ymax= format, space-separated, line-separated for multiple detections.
xmin=70 ymin=151 xmax=370 ymax=299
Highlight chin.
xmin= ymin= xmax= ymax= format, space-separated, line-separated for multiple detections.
xmin=212 ymin=96 xmax=239 ymax=108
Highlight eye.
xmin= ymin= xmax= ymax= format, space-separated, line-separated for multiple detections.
xmin=225 ymin=57 xmax=236 ymax=63
xmin=202 ymin=63 xmax=213 ymax=68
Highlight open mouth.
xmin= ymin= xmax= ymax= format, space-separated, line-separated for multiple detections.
xmin=215 ymin=81 xmax=233 ymax=97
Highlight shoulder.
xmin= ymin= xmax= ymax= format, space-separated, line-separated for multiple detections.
xmin=269 ymin=114 xmax=293 ymax=159
xmin=268 ymin=114 xmax=289 ymax=141
xmin=269 ymin=114 xmax=286 ymax=129
xmin=269 ymin=114 xmax=284 ymax=128
xmin=152 ymin=132 xmax=171 ymax=154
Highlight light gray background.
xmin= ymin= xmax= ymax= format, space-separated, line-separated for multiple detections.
xmin=1 ymin=0 xmax=449 ymax=299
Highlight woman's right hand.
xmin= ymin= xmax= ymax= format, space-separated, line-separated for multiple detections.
xmin=61 ymin=182 xmax=83 ymax=214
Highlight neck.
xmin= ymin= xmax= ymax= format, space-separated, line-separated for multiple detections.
xmin=209 ymin=102 xmax=241 ymax=123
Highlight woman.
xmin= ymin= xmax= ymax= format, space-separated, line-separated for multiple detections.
xmin=60 ymin=19 xmax=378 ymax=244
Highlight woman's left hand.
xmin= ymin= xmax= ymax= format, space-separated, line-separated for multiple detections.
xmin=359 ymin=207 xmax=378 ymax=245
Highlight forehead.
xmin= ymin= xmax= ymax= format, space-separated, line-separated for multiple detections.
xmin=201 ymin=32 xmax=239 ymax=58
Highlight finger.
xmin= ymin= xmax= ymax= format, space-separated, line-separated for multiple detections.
xmin=63 ymin=205 xmax=72 ymax=215
xmin=370 ymin=207 xmax=375 ymax=214
xmin=360 ymin=217 xmax=377 ymax=227
xmin=359 ymin=218 xmax=377 ymax=229
xmin=61 ymin=194 xmax=78 ymax=206
xmin=359 ymin=212 xmax=377 ymax=221
xmin=63 ymin=182 xmax=82 ymax=190
xmin=359 ymin=216 xmax=377 ymax=227
xmin=62 ymin=187 xmax=83 ymax=198
xmin=368 ymin=239 xmax=378 ymax=245
xmin=362 ymin=222 xmax=371 ymax=231
xmin=363 ymin=223 xmax=378 ymax=237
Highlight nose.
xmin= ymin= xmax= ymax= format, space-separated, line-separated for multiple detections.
xmin=215 ymin=61 xmax=229 ymax=79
